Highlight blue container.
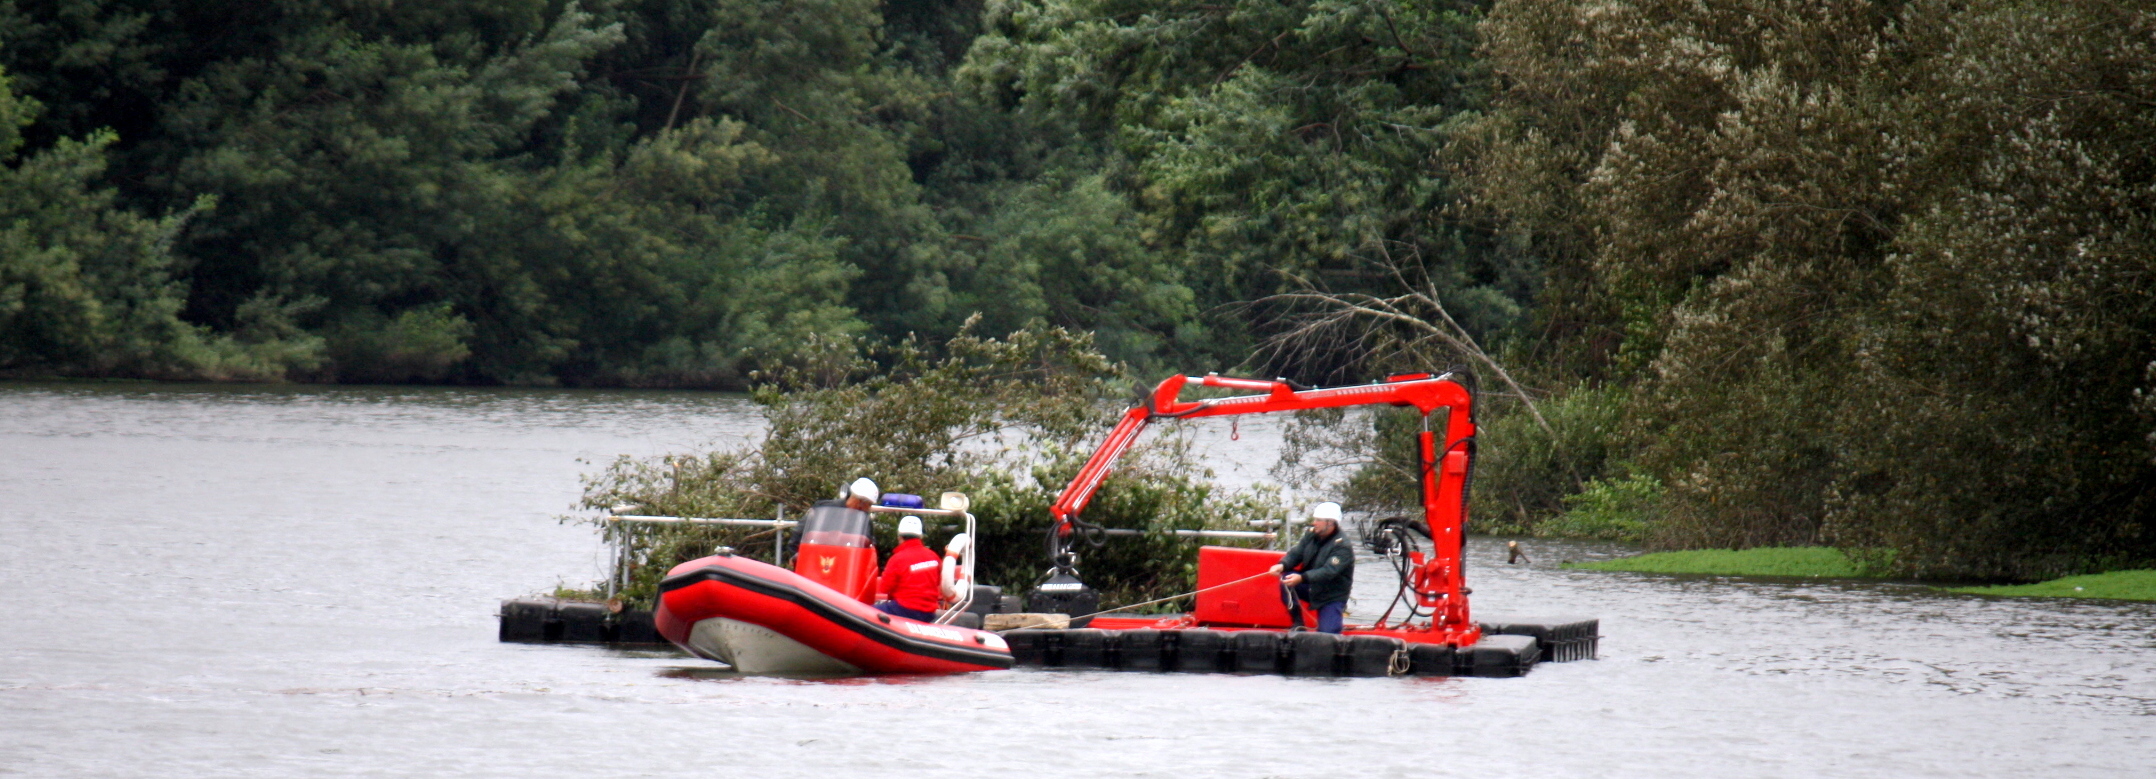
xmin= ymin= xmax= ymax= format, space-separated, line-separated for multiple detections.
xmin=879 ymin=493 xmax=925 ymax=509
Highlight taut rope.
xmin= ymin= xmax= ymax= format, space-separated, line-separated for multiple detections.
xmin=1062 ymin=570 xmax=1277 ymax=623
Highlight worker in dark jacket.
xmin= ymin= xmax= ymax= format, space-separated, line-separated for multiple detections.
xmin=1270 ymin=501 xmax=1354 ymax=633
xmin=875 ymin=516 xmax=942 ymax=621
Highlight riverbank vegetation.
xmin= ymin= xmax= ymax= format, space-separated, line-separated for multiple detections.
xmin=6 ymin=1 xmax=2152 ymax=583
xmin=1575 ymin=551 xmax=2156 ymax=603
xmin=1568 ymin=548 xmax=1871 ymax=579
xmin=1946 ymin=571 xmax=2156 ymax=602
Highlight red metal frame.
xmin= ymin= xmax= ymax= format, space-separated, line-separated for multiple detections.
xmin=1048 ymin=373 xmax=1481 ymax=646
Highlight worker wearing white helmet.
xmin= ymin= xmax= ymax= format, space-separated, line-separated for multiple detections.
xmin=844 ymin=477 xmax=880 ymax=511
xmin=875 ymin=514 xmax=941 ymax=621
xmin=1269 ymin=501 xmax=1355 ymax=633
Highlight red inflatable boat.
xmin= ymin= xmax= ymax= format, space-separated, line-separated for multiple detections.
xmin=654 ymin=503 xmax=1010 ymax=674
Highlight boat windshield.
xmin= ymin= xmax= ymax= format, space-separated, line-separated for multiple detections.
xmin=797 ymin=504 xmax=873 ymax=548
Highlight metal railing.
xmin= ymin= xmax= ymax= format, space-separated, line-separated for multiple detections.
xmin=1093 ymin=528 xmax=1275 ymax=540
xmin=601 ymin=500 xmax=1306 ymax=617
xmin=602 ymin=507 xmax=795 ymax=605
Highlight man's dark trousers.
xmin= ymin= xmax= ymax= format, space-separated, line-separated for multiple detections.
xmin=876 ymin=601 xmax=937 ymax=621
xmin=1283 ymin=580 xmax=1346 ymax=634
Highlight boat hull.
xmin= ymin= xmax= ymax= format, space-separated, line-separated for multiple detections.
xmin=681 ymin=617 xmax=861 ymax=674
xmin=655 ymin=553 xmax=1011 ymax=674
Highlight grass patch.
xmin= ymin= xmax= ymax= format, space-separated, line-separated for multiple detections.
xmin=1568 ymin=547 xmax=1872 ymax=578
xmin=1945 ymin=570 xmax=2156 ymax=601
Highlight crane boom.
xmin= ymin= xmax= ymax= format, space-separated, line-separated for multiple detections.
xmin=1045 ymin=372 xmax=1480 ymax=630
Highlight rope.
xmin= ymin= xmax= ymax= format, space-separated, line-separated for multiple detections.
xmin=1062 ymin=570 xmax=1278 ymax=623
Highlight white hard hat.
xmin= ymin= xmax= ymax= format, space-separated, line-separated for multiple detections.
xmin=897 ymin=515 xmax=923 ymax=538
xmin=848 ymin=477 xmax=880 ymax=503
xmin=1311 ymin=502 xmax=1343 ymax=522
xmin=944 ymin=532 xmax=971 ymax=555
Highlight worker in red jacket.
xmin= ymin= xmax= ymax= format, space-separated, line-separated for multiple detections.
xmin=875 ymin=515 xmax=942 ymax=621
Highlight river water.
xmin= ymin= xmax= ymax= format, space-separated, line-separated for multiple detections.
xmin=2 ymin=382 xmax=2151 ymax=778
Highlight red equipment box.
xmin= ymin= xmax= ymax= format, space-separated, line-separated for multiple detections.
xmin=1194 ymin=546 xmax=1309 ymax=628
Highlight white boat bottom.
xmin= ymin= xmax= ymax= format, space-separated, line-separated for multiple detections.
xmin=685 ymin=617 xmax=861 ymax=675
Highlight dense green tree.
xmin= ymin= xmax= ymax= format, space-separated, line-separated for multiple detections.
xmin=0 ymin=0 xmax=1506 ymax=385
xmin=0 ymin=65 xmax=307 ymax=378
xmin=507 ymin=116 xmax=866 ymax=387
xmin=959 ymin=0 xmax=1504 ymax=374
xmin=1466 ymin=0 xmax=2156 ymax=578
xmin=158 ymin=3 xmax=623 ymax=381
xmin=0 ymin=1 xmax=906 ymax=384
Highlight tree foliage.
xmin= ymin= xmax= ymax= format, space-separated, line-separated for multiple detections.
xmin=0 ymin=65 xmax=294 ymax=378
xmin=3 ymin=0 xmax=1505 ymax=383
xmin=962 ymin=0 xmax=1506 ymax=369
xmin=1465 ymin=0 xmax=2156 ymax=578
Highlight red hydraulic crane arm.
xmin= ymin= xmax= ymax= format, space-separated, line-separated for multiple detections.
xmin=1050 ymin=372 xmax=1475 ymax=525
xmin=1049 ymin=404 xmax=1154 ymax=527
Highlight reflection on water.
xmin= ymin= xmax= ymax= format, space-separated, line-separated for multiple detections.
xmin=653 ymin=666 xmax=746 ymax=682
xmin=2 ymin=381 xmax=2153 ymax=778
xmin=650 ymin=665 xmax=960 ymax=686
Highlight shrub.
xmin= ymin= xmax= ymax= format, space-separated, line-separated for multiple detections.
xmin=1538 ymin=472 xmax=1660 ymax=542
xmin=1471 ymin=383 xmax=1630 ymax=533
xmin=576 ymin=320 xmax=1284 ymax=608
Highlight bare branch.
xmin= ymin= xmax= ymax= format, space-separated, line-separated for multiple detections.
xmin=1258 ymin=245 xmax=1556 ymax=437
